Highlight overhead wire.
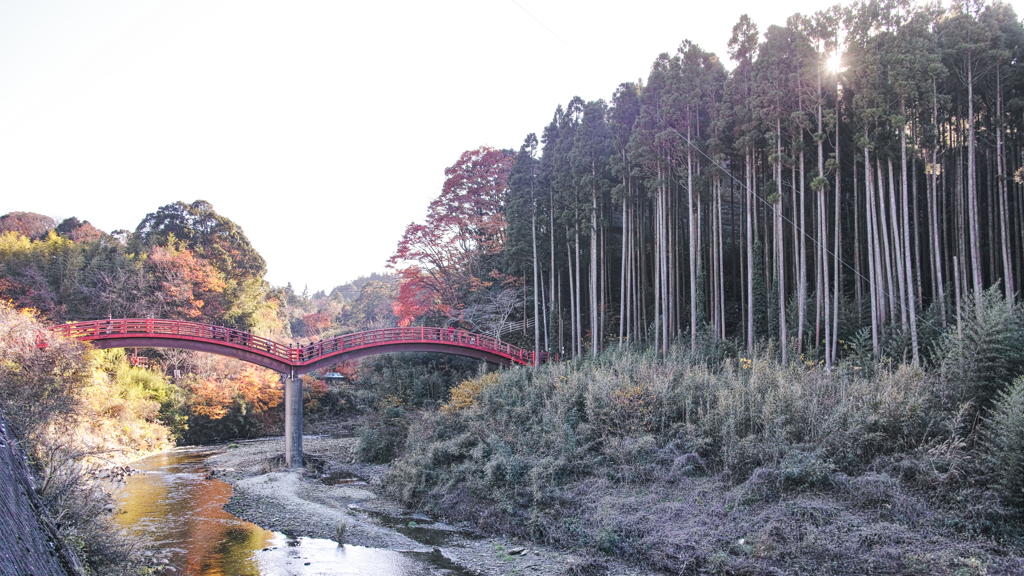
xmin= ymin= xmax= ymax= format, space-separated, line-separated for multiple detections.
xmin=508 ymin=0 xmax=591 ymax=63
xmin=665 ymin=126 xmax=943 ymax=336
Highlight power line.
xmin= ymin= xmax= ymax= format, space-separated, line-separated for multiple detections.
xmin=666 ymin=125 xmax=942 ymax=336
xmin=508 ymin=0 xmax=591 ymax=64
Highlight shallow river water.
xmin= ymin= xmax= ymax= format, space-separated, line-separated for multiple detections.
xmin=116 ymin=448 xmax=465 ymax=576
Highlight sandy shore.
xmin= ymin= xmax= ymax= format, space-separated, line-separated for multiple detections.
xmin=204 ymin=435 xmax=641 ymax=576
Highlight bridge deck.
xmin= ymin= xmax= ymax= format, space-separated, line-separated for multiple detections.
xmin=47 ymin=319 xmax=534 ymax=373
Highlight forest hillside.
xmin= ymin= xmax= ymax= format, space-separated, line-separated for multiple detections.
xmin=6 ymin=1 xmax=1024 ymax=573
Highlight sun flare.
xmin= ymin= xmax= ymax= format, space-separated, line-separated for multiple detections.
xmin=828 ymin=52 xmax=843 ymax=73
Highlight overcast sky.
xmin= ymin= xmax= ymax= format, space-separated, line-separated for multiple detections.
xmin=3 ymin=0 xmax=1021 ymax=293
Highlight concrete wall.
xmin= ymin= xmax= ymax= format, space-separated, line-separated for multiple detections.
xmin=0 ymin=412 xmax=83 ymax=575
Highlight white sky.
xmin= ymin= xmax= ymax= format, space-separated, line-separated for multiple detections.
xmin=3 ymin=0 xmax=1021 ymax=293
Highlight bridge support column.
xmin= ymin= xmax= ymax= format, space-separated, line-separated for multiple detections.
xmin=283 ymin=372 xmax=303 ymax=469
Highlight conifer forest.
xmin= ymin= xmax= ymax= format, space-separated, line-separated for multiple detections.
xmin=11 ymin=1 xmax=1024 ymax=574
xmin=391 ymin=0 xmax=1024 ymax=368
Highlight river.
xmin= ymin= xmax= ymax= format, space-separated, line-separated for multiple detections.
xmin=115 ymin=447 xmax=470 ymax=575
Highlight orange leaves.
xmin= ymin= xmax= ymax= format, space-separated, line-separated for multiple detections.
xmin=300 ymin=374 xmax=329 ymax=414
xmin=303 ymin=311 xmax=331 ymax=338
xmin=233 ymin=365 xmax=283 ymax=413
xmin=189 ymin=365 xmax=282 ymax=421
xmin=332 ymin=360 xmax=358 ymax=382
xmin=189 ymin=378 xmax=233 ymax=419
xmin=147 ymin=245 xmax=226 ymax=321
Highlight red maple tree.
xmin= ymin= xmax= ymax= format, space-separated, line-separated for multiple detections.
xmin=389 ymin=146 xmax=514 ymax=323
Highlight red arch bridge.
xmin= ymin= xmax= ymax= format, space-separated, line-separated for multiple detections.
xmin=45 ymin=318 xmax=540 ymax=468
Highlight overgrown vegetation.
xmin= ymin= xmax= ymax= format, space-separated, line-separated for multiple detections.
xmin=0 ymin=202 xmax=437 ymax=449
xmin=377 ymin=296 xmax=1024 ymax=574
xmin=354 ymin=352 xmax=482 ymax=463
xmin=0 ymin=302 xmax=167 ymax=574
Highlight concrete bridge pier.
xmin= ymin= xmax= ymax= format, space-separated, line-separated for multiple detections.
xmin=283 ymin=371 xmax=303 ymax=469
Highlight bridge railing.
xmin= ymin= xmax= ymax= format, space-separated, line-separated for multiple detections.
xmin=48 ymin=319 xmax=296 ymax=361
xmin=49 ymin=320 xmax=535 ymax=365
xmin=294 ymin=327 xmax=533 ymax=365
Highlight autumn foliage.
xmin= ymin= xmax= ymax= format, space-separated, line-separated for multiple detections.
xmin=302 ymin=311 xmax=331 ymax=337
xmin=0 ymin=211 xmax=55 ymax=239
xmin=146 ymin=244 xmax=227 ymax=321
xmin=188 ymin=378 xmax=234 ymax=419
xmin=389 ymin=146 xmax=514 ymax=324
xmin=391 ymin=267 xmax=431 ymax=327
xmin=441 ymin=372 xmax=498 ymax=414
xmin=189 ymin=364 xmax=282 ymax=420
xmin=184 ymin=362 xmax=283 ymax=442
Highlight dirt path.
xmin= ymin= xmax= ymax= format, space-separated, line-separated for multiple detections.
xmin=205 ymin=435 xmax=640 ymax=576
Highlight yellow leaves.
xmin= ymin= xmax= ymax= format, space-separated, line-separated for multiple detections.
xmin=301 ymin=375 xmax=329 ymax=413
xmin=190 ymin=378 xmax=232 ymax=419
xmin=0 ymin=230 xmax=33 ymax=257
xmin=588 ymin=374 xmax=661 ymax=437
xmin=740 ymin=358 xmax=753 ymax=370
xmin=442 ymin=372 xmax=499 ymax=414
xmin=380 ymin=394 xmax=407 ymax=409
xmin=190 ymin=365 xmax=282 ymax=420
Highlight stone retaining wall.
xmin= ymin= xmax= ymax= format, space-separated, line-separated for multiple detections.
xmin=0 ymin=412 xmax=82 ymax=575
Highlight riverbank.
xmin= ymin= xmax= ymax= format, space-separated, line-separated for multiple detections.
xmin=205 ymin=435 xmax=643 ymax=576
xmin=0 ymin=412 xmax=85 ymax=575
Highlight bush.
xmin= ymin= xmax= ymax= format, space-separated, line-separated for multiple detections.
xmin=443 ymin=372 xmax=498 ymax=413
xmin=94 ymin=349 xmax=186 ymax=445
xmin=0 ymin=302 xmax=151 ymax=574
xmin=302 ymin=375 xmax=355 ymax=417
xmin=180 ymin=364 xmax=284 ymax=444
xmin=381 ymin=340 xmax=1024 ymax=573
xmin=356 ymin=352 xmax=481 ymax=408
xmin=937 ymin=287 xmax=1024 ymax=409
xmin=357 ymin=405 xmax=409 ymax=463
xmin=980 ymin=376 xmax=1024 ymax=514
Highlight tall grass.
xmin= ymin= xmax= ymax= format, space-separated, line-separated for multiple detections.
xmin=378 ymin=293 xmax=1024 ymax=573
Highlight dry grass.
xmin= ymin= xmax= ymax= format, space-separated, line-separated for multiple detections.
xmin=0 ymin=303 xmax=166 ymax=574
xmin=380 ymin=339 xmax=1024 ymax=574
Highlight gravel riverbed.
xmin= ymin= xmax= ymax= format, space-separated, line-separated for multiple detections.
xmin=204 ymin=435 xmax=643 ymax=576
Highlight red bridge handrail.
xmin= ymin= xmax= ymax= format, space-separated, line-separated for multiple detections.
xmin=46 ymin=319 xmax=536 ymax=368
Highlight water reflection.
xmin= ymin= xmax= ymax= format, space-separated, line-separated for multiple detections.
xmin=256 ymin=534 xmax=457 ymax=575
xmin=116 ymin=449 xmax=271 ymax=576
xmin=116 ymin=448 xmax=470 ymax=576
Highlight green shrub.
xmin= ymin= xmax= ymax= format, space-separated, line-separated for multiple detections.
xmin=979 ymin=376 xmax=1024 ymax=513
xmin=938 ymin=287 xmax=1024 ymax=408
xmin=357 ymin=405 xmax=409 ymax=463
xmin=356 ymin=352 xmax=481 ymax=408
